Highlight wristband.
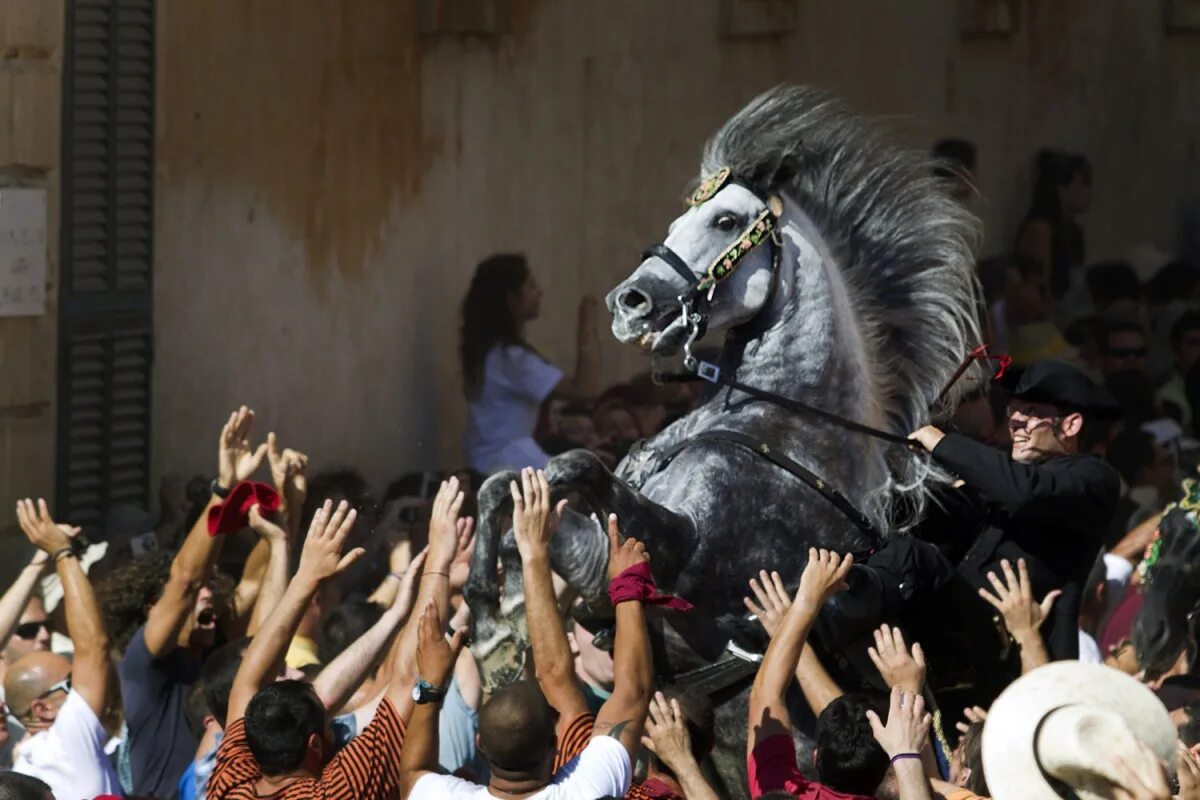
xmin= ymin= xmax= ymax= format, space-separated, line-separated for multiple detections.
xmin=422 ymin=571 xmax=449 ymax=579
xmin=210 ymin=479 xmax=231 ymax=499
xmin=386 ymin=572 xmax=404 ymax=583
xmin=889 ymin=752 xmax=921 ymax=765
xmin=51 ymin=547 xmax=76 ymax=563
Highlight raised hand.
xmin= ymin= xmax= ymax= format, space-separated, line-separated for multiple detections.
xmin=266 ymin=433 xmax=308 ymax=509
xmin=247 ymin=504 xmax=289 ymax=543
xmin=511 ymin=468 xmax=568 ymax=561
xmin=1108 ymin=741 xmax=1171 ymax=800
xmin=296 ymin=500 xmax=363 ymax=586
xmin=606 ymin=514 xmax=649 ymax=580
xmin=427 ymin=477 xmax=467 ymax=569
xmin=978 ymin=558 xmax=1059 ymax=639
xmin=744 ymin=569 xmax=791 ymax=637
xmin=796 ymin=548 xmax=853 ymax=608
xmin=955 ymin=705 xmax=988 ymax=735
xmin=641 ymin=692 xmax=694 ymax=772
xmin=866 ymin=686 xmax=931 ymax=759
xmin=449 ymin=520 xmax=475 ymax=593
xmin=15 ymin=499 xmax=73 ymax=554
xmin=394 ymin=548 xmax=427 ymax=619
xmin=868 ymin=624 xmax=926 ymax=695
xmin=414 ymin=601 xmax=466 ymax=688
xmin=218 ymin=406 xmax=268 ymax=488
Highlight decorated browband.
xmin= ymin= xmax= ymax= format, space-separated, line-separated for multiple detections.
xmin=686 ymin=166 xmax=784 ymax=294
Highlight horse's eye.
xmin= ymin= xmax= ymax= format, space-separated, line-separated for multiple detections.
xmin=713 ymin=214 xmax=739 ymax=232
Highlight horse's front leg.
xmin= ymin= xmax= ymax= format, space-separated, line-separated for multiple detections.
xmin=545 ymin=448 xmax=696 ymax=584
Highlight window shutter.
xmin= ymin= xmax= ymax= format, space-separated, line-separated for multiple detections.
xmin=57 ymin=0 xmax=155 ymax=526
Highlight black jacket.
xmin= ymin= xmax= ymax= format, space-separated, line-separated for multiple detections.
xmin=931 ymin=433 xmax=1120 ymax=660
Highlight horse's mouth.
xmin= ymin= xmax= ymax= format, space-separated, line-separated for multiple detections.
xmin=632 ymin=313 xmax=687 ymax=355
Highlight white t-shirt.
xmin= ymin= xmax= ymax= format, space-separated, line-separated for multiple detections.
xmin=408 ymin=736 xmax=632 ymax=800
xmin=12 ymin=688 xmax=122 ymax=800
xmin=465 ymin=345 xmax=563 ymax=473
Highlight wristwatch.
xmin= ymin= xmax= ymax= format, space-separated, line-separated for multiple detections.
xmin=412 ymin=677 xmax=447 ymax=705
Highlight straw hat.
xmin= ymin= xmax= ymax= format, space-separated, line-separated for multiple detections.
xmin=982 ymin=662 xmax=1177 ymax=800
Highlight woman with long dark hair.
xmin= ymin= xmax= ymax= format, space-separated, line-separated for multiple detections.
xmin=1016 ymin=149 xmax=1092 ymax=305
xmin=460 ymin=254 xmax=600 ymax=473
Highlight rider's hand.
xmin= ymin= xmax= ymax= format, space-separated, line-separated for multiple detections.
xmin=907 ymin=425 xmax=945 ymax=454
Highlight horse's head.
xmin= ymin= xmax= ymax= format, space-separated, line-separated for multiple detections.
xmin=1133 ymin=509 xmax=1200 ymax=676
xmin=607 ymin=173 xmax=781 ymax=357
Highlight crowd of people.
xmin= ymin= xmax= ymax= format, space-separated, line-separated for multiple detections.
xmin=0 ymin=141 xmax=1197 ymax=800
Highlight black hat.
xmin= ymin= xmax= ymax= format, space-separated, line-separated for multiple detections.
xmin=995 ymin=358 xmax=1123 ymax=420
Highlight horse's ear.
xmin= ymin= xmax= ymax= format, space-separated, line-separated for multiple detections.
xmin=756 ymin=153 xmax=803 ymax=191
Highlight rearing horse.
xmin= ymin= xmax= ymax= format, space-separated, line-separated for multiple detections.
xmin=465 ymin=85 xmax=982 ymax=791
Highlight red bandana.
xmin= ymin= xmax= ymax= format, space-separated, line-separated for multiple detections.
xmin=608 ymin=561 xmax=694 ymax=611
xmin=207 ymin=480 xmax=280 ymax=536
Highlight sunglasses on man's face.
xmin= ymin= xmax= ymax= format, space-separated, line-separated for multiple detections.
xmin=14 ymin=620 xmax=48 ymax=641
xmin=18 ymin=674 xmax=71 ymax=719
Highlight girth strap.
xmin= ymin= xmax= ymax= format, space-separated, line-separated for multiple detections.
xmin=659 ymin=429 xmax=884 ymax=543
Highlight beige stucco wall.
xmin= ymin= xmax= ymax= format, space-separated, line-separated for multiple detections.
xmin=0 ymin=0 xmax=62 ymax=538
xmin=153 ymin=0 xmax=1200 ymax=493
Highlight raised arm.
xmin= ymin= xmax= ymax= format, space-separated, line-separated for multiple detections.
xmin=745 ymin=569 xmax=844 ymax=716
xmin=145 ymin=406 xmax=266 ymax=657
xmin=226 ymin=500 xmax=362 ymax=726
xmin=641 ymin=692 xmax=720 ymax=800
xmin=245 ymin=507 xmax=292 ymax=636
xmin=16 ymin=499 xmax=110 ymax=718
xmin=917 ymin=429 xmax=1107 ymax=512
xmin=513 ymin=468 xmax=590 ymax=722
xmin=398 ymin=602 xmax=466 ymax=796
xmin=979 ymin=558 xmax=1058 ymax=673
xmin=866 ymin=688 xmax=934 ymax=800
xmin=0 ymin=544 xmax=57 ymax=652
xmin=591 ymin=515 xmax=654 ymax=761
xmin=312 ymin=549 xmax=423 ymax=712
xmin=385 ymin=478 xmax=473 ymax=717
xmin=748 ymin=549 xmax=853 ymax=757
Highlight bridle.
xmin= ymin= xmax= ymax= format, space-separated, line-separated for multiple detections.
xmin=641 ymin=166 xmax=785 ymax=376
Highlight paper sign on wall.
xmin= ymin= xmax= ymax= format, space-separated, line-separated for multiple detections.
xmin=0 ymin=188 xmax=47 ymax=317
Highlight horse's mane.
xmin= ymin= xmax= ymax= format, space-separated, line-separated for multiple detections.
xmin=701 ymin=86 xmax=984 ymax=531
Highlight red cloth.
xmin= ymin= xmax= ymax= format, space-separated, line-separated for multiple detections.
xmin=207 ymin=481 xmax=280 ymax=536
xmin=1099 ymin=581 xmax=1144 ymax=655
xmin=747 ymin=734 xmax=873 ymax=800
xmin=607 ymin=561 xmax=693 ymax=610
xmin=627 ymin=777 xmax=686 ymax=799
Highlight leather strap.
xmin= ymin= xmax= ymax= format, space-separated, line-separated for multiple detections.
xmin=659 ymin=429 xmax=884 ymax=543
xmin=642 ymin=243 xmax=700 ymax=288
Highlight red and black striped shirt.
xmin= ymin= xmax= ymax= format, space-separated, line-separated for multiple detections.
xmin=207 ymin=696 xmax=406 ymax=800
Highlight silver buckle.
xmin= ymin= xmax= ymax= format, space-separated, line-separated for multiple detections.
xmin=697 ymin=361 xmax=721 ymax=383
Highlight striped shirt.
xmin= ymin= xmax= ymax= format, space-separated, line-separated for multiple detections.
xmin=552 ymin=712 xmax=595 ymax=772
xmin=207 ymin=696 xmax=406 ymax=800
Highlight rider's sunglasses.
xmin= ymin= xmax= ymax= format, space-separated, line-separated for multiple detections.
xmin=1006 ymin=406 xmax=1063 ymax=432
xmin=13 ymin=620 xmax=48 ymax=640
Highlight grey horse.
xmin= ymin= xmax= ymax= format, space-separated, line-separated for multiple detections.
xmin=465 ymin=85 xmax=983 ymax=794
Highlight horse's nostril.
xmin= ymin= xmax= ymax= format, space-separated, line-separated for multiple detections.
xmin=619 ymin=287 xmax=651 ymax=312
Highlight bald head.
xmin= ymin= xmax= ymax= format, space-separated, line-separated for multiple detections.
xmin=4 ymin=651 xmax=69 ymax=720
xmin=477 ymin=681 xmax=557 ymax=779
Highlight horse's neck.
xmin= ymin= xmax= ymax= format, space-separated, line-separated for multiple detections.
xmin=676 ymin=214 xmax=887 ymax=493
